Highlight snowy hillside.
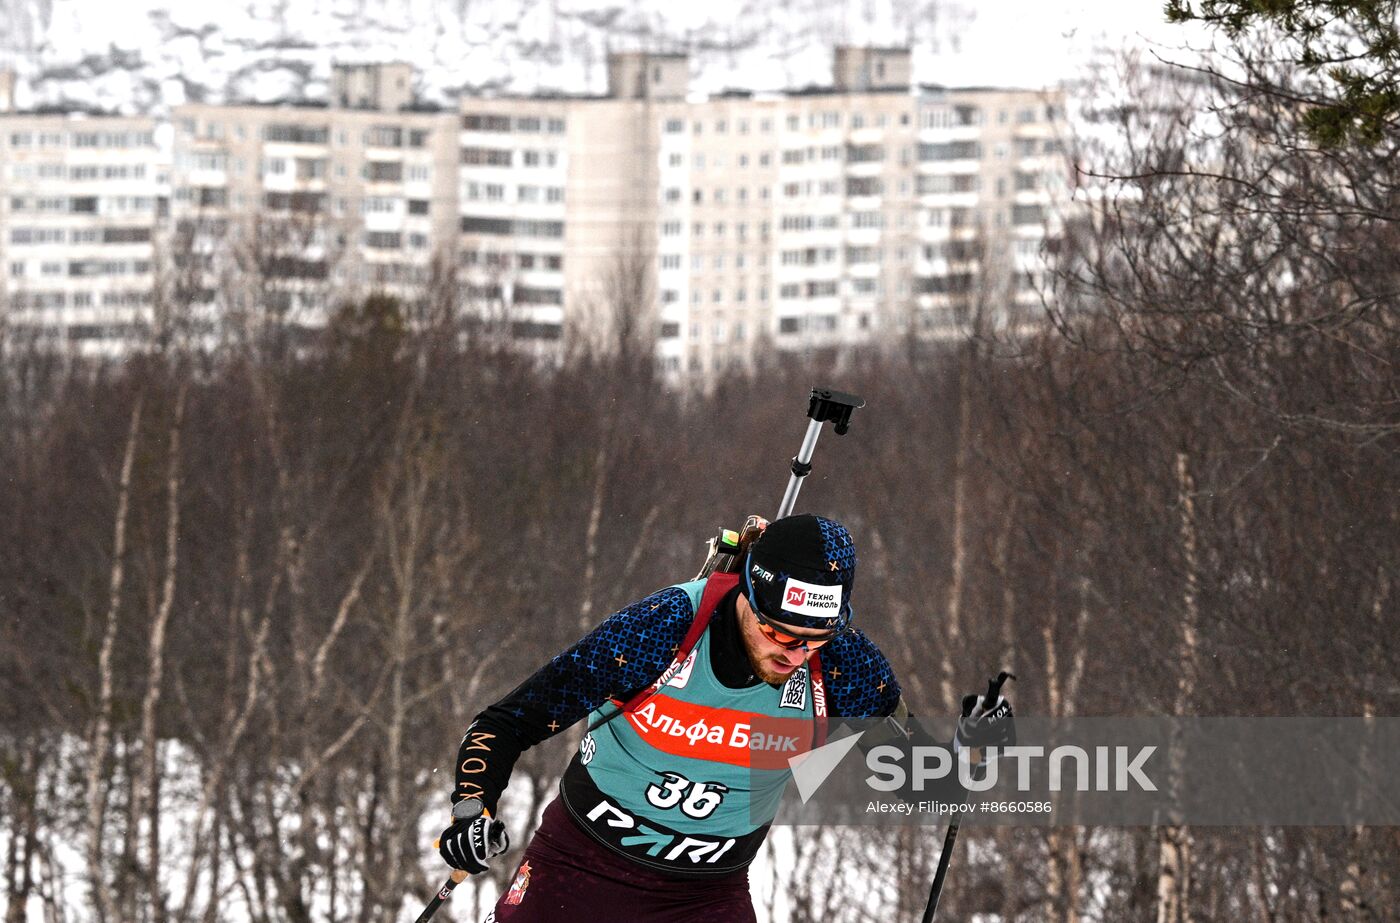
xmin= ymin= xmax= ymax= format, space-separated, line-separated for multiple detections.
xmin=0 ymin=0 xmax=1188 ymax=113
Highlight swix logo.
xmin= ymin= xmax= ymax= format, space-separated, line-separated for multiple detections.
xmin=666 ymin=650 xmax=699 ymax=689
xmin=650 ymin=648 xmax=696 ymax=693
xmin=786 ymin=587 xmax=806 ymax=607
xmin=811 ymin=669 xmax=827 ymax=717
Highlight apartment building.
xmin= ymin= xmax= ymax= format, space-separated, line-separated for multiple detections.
xmin=0 ymin=111 xmax=168 ymax=354
xmin=0 ymin=51 xmax=1067 ymax=368
xmin=171 ymin=63 xmax=460 ymax=336
xmin=456 ymin=52 xmax=692 ymax=356
xmin=459 ymin=48 xmax=1067 ymax=377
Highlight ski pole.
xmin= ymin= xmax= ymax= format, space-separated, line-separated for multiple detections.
xmin=416 ymin=809 xmax=488 ymax=923
xmin=921 ymin=670 xmax=1014 ymax=922
xmin=413 ymin=869 xmax=468 ymax=923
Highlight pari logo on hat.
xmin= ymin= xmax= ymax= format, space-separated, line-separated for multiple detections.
xmin=782 ymin=578 xmax=842 ymax=621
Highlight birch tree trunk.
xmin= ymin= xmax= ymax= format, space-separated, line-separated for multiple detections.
xmin=132 ymin=386 xmax=186 ymax=923
xmin=1157 ymin=450 xmax=1202 ymax=923
xmin=1043 ymin=556 xmax=1091 ymax=920
xmin=577 ymin=437 xmax=610 ymax=632
xmin=940 ymin=349 xmax=974 ymax=709
xmin=1339 ymin=561 xmax=1389 ymax=916
xmin=85 ymin=396 xmax=143 ymax=923
xmin=2 ymin=741 xmax=40 ymax=923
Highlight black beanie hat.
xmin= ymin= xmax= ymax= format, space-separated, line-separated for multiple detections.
xmin=742 ymin=513 xmax=856 ymax=632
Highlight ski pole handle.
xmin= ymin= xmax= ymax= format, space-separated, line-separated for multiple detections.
xmin=984 ymin=670 xmax=1014 ymax=709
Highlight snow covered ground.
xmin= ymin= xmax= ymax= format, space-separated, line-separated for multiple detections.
xmin=2 ymin=735 xmax=828 ymax=922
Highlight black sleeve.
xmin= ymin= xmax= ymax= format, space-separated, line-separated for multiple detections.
xmin=820 ymin=631 xmax=970 ymax=805
xmin=821 ymin=627 xmax=903 ymax=719
xmin=453 ymin=585 xmax=696 ymax=814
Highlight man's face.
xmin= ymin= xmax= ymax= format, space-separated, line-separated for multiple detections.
xmin=736 ymin=592 xmax=830 ymax=685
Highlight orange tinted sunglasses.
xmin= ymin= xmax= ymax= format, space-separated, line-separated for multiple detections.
xmin=753 ymin=609 xmax=836 ymax=651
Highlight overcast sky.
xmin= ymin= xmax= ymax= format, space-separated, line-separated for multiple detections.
xmin=933 ymin=0 xmax=1210 ymax=87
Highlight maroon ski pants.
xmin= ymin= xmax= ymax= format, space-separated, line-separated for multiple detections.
xmin=486 ymin=797 xmax=757 ymax=922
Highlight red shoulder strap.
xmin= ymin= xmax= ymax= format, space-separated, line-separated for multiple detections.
xmin=614 ymin=572 xmax=739 ymax=715
xmin=608 ymin=571 xmax=828 ymax=751
xmin=808 ymin=650 xmax=828 ymax=748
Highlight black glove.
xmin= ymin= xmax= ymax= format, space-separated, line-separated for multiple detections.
xmin=956 ymin=676 xmax=1016 ymax=752
xmin=438 ymin=797 xmax=509 ymax=874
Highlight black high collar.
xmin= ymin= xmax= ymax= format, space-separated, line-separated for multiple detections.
xmin=709 ymin=585 xmax=765 ymax=689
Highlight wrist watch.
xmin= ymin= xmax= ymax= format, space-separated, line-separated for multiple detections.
xmin=452 ymin=796 xmax=485 ymax=822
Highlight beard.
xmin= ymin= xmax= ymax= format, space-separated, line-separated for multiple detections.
xmin=748 ymin=647 xmax=801 ymax=685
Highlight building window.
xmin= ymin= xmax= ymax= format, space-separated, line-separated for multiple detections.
xmin=1012 ymin=204 xmax=1045 ymax=225
xmin=365 ymin=231 xmax=402 ymax=249
xmin=264 ymin=124 xmax=329 ymax=144
xmin=919 ymin=141 xmax=981 ymax=161
xmin=846 ymin=177 xmax=883 ymax=197
xmin=463 ymin=114 xmax=511 ymax=132
xmin=461 ymin=147 xmax=513 ymax=166
xmin=368 ymin=161 xmax=403 ymax=182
